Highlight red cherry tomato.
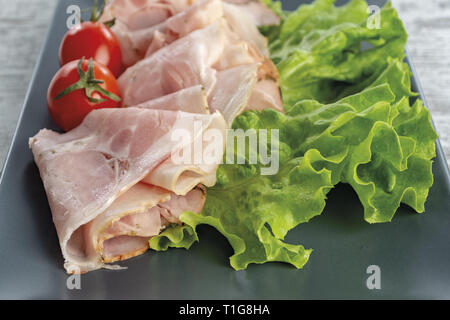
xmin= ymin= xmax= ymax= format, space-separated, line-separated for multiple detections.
xmin=47 ymin=58 xmax=121 ymax=132
xmin=59 ymin=22 xmax=123 ymax=77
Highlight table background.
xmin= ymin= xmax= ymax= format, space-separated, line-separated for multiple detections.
xmin=0 ymin=0 xmax=449 ymax=174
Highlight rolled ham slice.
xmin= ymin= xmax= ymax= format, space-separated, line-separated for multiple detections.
xmin=222 ymin=2 xmax=269 ymax=57
xmin=99 ymin=0 xmax=194 ymax=30
xmin=247 ymin=78 xmax=283 ymax=112
xmin=223 ymin=0 xmax=281 ymax=26
xmin=30 ymin=108 xmax=226 ymax=273
xmin=107 ymin=0 xmax=222 ymax=67
xmin=118 ymin=21 xmax=225 ymax=106
xmin=208 ymin=64 xmax=258 ymax=124
xmin=86 ymin=183 xmax=206 ymax=264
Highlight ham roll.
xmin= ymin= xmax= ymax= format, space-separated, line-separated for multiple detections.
xmin=30 ymin=108 xmax=226 ymax=273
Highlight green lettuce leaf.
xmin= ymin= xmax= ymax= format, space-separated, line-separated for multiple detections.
xmin=272 ymin=0 xmax=407 ymax=108
xmin=269 ymin=0 xmax=368 ymax=54
xmin=285 ymin=59 xmax=437 ymax=222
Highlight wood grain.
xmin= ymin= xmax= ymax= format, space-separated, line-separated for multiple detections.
xmin=0 ymin=0 xmax=57 ymax=173
xmin=0 ymin=0 xmax=449 ymax=173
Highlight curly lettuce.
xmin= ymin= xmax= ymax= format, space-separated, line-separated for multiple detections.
xmin=150 ymin=0 xmax=438 ymax=270
xmin=272 ymin=0 xmax=407 ymax=108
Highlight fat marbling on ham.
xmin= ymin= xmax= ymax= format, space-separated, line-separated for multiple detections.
xmin=30 ymin=108 xmax=226 ymax=273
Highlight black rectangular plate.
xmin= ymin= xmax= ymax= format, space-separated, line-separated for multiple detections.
xmin=0 ymin=0 xmax=449 ymax=299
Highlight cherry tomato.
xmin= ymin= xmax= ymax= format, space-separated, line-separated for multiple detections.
xmin=47 ymin=58 xmax=121 ymax=132
xmin=59 ymin=22 xmax=123 ymax=77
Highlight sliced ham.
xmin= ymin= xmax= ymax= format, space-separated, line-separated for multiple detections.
xmin=102 ymin=0 xmax=280 ymax=67
xmin=118 ymin=21 xmax=226 ymax=106
xmin=213 ymin=23 xmax=279 ymax=82
xmin=142 ymin=119 xmax=225 ymax=194
xmin=108 ymin=0 xmax=222 ymax=66
xmin=99 ymin=0 xmax=194 ymax=30
xmin=132 ymin=64 xmax=262 ymax=124
xmin=119 ymin=20 xmax=282 ymax=120
xmin=108 ymin=0 xmax=283 ymax=118
xmin=247 ymin=78 xmax=283 ymax=112
xmin=134 ymin=85 xmax=209 ymax=114
xmin=209 ymin=64 xmax=258 ymax=124
xmin=223 ymin=0 xmax=281 ymax=26
xmin=87 ymin=183 xmax=206 ymax=263
xmin=222 ymin=2 xmax=269 ymax=56
xmin=30 ymin=108 xmax=226 ymax=273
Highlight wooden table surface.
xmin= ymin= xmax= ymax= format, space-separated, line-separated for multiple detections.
xmin=0 ymin=0 xmax=449 ymax=174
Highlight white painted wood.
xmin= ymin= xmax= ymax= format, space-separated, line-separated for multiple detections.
xmin=0 ymin=0 xmax=57 ymax=172
xmin=392 ymin=0 xmax=450 ymax=167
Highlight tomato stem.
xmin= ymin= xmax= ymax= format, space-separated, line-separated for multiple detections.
xmin=88 ymin=0 xmax=116 ymax=27
xmin=55 ymin=58 xmax=121 ymax=104
xmin=90 ymin=0 xmax=104 ymax=23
